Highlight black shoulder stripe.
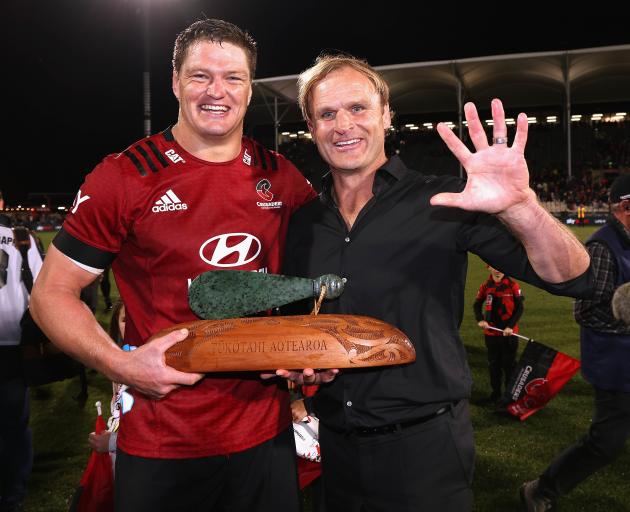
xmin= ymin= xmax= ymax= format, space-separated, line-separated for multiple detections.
xmin=146 ymin=140 xmax=170 ymax=168
xmin=162 ymin=126 xmax=175 ymax=142
xmin=267 ymin=149 xmax=278 ymax=171
xmin=53 ymin=228 xmax=117 ymax=269
xmin=123 ymin=149 xmax=148 ymax=176
xmin=135 ymin=144 xmax=158 ymax=173
xmin=255 ymin=143 xmax=267 ymax=170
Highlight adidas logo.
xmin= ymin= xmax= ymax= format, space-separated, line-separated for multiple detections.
xmin=152 ymin=189 xmax=188 ymax=213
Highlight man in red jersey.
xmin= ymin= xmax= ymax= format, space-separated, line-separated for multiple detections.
xmin=30 ymin=19 xmax=315 ymax=512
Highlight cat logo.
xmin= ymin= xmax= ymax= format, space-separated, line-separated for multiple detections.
xmin=165 ymin=149 xmax=185 ymax=164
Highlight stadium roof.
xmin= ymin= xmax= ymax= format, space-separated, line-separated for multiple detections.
xmin=247 ymin=44 xmax=630 ymax=127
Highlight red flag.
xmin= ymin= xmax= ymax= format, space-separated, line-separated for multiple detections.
xmin=502 ymin=340 xmax=580 ymax=421
xmin=297 ymin=458 xmax=322 ymax=490
xmin=69 ymin=402 xmax=114 ymax=512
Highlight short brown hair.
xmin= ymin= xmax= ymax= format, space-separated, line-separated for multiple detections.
xmin=172 ymin=18 xmax=257 ymax=79
xmin=297 ymin=53 xmax=390 ymax=123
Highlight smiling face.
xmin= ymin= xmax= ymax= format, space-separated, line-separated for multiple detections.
xmin=172 ymin=40 xmax=252 ymax=146
xmin=307 ymin=66 xmax=391 ymax=177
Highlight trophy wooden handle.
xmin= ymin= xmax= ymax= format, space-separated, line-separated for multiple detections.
xmin=154 ymin=315 xmax=415 ymax=372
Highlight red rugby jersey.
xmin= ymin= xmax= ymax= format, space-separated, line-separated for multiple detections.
xmin=54 ymin=128 xmax=316 ymax=458
xmin=474 ymin=276 xmax=523 ymax=336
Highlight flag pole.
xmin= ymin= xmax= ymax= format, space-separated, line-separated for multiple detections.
xmin=485 ymin=325 xmax=533 ymax=342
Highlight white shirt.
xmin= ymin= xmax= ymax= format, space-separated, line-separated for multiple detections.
xmin=0 ymin=225 xmax=44 ymax=346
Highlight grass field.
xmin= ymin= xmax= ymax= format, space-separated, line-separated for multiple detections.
xmin=23 ymin=228 xmax=629 ymax=511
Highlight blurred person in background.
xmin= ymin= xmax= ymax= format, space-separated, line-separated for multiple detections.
xmin=473 ymin=265 xmax=524 ymax=404
xmin=0 ymin=213 xmax=43 ymax=512
xmin=88 ymin=301 xmax=126 ymax=467
xmin=521 ymin=174 xmax=630 ymax=511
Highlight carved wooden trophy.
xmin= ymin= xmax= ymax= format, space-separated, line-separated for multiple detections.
xmin=153 ymin=271 xmax=415 ymax=372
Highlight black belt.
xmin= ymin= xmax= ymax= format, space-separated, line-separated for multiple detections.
xmin=353 ymin=401 xmax=459 ymax=437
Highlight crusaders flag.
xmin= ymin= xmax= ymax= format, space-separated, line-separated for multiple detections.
xmin=502 ymin=340 xmax=580 ymax=421
xmin=68 ymin=402 xmax=114 ymax=512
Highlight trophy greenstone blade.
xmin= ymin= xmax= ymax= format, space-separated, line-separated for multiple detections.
xmin=188 ymin=271 xmax=344 ymax=319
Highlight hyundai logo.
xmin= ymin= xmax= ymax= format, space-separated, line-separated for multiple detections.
xmin=199 ymin=233 xmax=262 ymax=267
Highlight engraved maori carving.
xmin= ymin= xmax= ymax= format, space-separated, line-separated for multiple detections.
xmin=156 ymin=315 xmax=415 ymax=373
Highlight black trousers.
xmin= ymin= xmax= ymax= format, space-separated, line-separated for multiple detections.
xmin=0 ymin=351 xmax=32 ymax=511
xmin=539 ymin=387 xmax=630 ymax=499
xmin=319 ymin=400 xmax=474 ymax=512
xmin=115 ymin=427 xmax=300 ymax=512
xmin=484 ymin=335 xmax=518 ymax=395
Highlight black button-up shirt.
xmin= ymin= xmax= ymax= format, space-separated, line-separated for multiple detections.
xmin=283 ymin=156 xmax=592 ymax=431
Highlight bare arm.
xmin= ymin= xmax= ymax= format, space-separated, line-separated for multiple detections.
xmin=496 ymin=191 xmax=589 ymax=282
xmin=30 ymin=245 xmax=203 ymax=399
xmin=432 ymin=99 xmax=589 ymax=283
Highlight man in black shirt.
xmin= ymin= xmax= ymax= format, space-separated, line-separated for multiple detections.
xmin=277 ymin=54 xmax=592 ymax=511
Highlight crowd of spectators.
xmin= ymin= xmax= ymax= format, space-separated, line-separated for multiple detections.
xmin=278 ymin=120 xmax=629 ymax=213
xmin=0 ymin=211 xmax=65 ymax=232
xmin=1 ymin=121 xmax=627 ymax=219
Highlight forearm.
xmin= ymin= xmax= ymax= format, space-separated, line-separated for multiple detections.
xmin=497 ymin=190 xmax=589 ymax=283
xmin=30 ymin=246 xmax=201 ymax=399
xmin=30 ymin=286 xmax=126 ymax=383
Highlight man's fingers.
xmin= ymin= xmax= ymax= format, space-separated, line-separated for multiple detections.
xmin=154 ymin=329 xmax=203 ymax=385
xmin=260 ymin=368 xmax=338 ymax=385
xmin=430 ymin=192 xmax=463 ymax=209
xmin=319 ymin=369 xmax=339 ymax=383
xmin=464 ymin=102 xmax=489 ymax=151
xmin=512 ymin=112 xmax=528 ymax=153
xmin=437 ymin=122 xmax=471 ymax=166
xmin=264 ymin=369 xmax=305 ymax=383
xmin=491 ymin=98 xmax=507 ymax=145
xmin=302 ymin=368 xmax=317 ymax=385
xmin=166 ymin=367 xmax=204 ymax=386
xmin=155 ymin=328 xmax=189 ymax=350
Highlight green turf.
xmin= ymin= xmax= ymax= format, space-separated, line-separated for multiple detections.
xmin=24 ymin=227 xmax=629 ymax=511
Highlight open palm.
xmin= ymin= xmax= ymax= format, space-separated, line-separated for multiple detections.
xmin=431 ymin=99 xmax=531 ymax=214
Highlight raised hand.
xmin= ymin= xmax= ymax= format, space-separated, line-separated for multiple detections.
xmin=431 ymin=98 xmax=534 ymax=214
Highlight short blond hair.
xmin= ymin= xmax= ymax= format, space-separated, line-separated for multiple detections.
xmin=297 ymin=54 xmax=390 ymax=124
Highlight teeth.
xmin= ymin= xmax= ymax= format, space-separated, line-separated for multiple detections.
xmin=201 ymin=105 xmax=228 ymax=111
xmin=335 ymin=139 xmax=360 ymax=146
